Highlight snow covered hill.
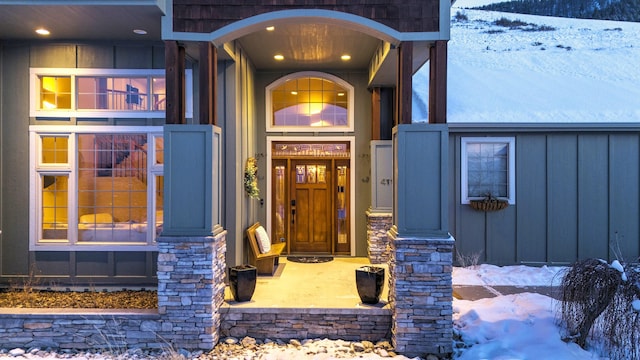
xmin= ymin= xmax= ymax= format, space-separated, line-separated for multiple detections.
xmin=413 ymin=0 xmax=640 ymax=123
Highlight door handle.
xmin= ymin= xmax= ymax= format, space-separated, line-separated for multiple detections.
xmin=291 ymin=208 xmax=295 ymax=225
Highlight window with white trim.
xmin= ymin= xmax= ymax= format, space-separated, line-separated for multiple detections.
xmin=30 ymin=68 xmax=192 ymax=118
xmin=265 ymin=71 xmax=354 ymax=132
xmin=30 ymin=126 xmax=163 ymax=251
xmin=461 ymin=137 xmax=516 ymax=204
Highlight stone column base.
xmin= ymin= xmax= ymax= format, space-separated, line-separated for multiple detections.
xmin=366 ymin=210 xmax=393 ymax=264
xmin=388 ymin=227 xmax=454 ymax=358
xmin=156 ymin=230 xmax=227 ymax=350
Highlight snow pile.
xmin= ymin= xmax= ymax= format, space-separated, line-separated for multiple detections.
xmin=454 ymin=264 xmax=566 ymax=286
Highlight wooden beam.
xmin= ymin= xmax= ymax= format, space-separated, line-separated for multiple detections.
xmin=396 ymin=42 xmax=413 ymax=125
xmin=371 ymin=87 xmax=381 ymax=140
xmin=429 ymin=40 xmax=448 ymax=124
xmin=199 ymin=42 xmax=218 ymax=125
xmin=165 ymin=40 xmax=186 ymax=125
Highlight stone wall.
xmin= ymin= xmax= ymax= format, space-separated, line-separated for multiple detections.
xmin=388 ymin=229 xmax=454 ymax=358
xmin=366 ymin=211 xmax=393 ymax=264
xmin=0 ymin=310 xmax=160 ymax=350
xmin=156 ymin=231 xmax=227 ymax=350
xmin=220 ymin=307 xmax=392 ymax=341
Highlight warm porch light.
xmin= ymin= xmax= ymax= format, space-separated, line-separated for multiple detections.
xmin=274 ymin=54 xmax=284 ymax=61
xmin=35 ymin=28 xmax=50 ymax=36
xmin=266 ymin=26 xmax=275 ymax=31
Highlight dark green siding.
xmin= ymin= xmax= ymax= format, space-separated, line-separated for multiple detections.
xmin=451 ymin=126 xmax=640 ymax=266
xmin=0 ymin=41 xmax=162 ymax=285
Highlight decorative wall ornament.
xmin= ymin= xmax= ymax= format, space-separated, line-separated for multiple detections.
xmin=244 ymin=157 xmax=260 ymax=199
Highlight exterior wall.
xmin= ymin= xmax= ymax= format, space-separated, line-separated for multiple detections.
xmin=0 ymin=41 xmax=164 ymax=285
xmin=172 ymin=0 xmax=440 ymax=34
xmin=451 ymin=125 xmax=640 ymax=266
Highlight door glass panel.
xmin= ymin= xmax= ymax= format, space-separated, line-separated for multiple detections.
xmin=274 ymin=165 xmax=286 ymax=243
xmin=296 ymin=165 xmax=306 ymax=183
xmin=337 ymin=165 xmax=348 ymax=244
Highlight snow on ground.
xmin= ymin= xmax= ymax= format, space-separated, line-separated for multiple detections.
xmin=452 ymin=264 xmax=609 ymax=359
xmin=413 ymin=1 xmax=640 ymax=123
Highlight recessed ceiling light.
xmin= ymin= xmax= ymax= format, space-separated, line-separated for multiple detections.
xmin=133 ymin=29 xmax=148 ymax=35
xmin=35 ymin=28 xmax=50 ymax=36
xmin=291 ymin=91 xmax=298 ymax=95
xmin=266 ymin=26 xmax=275 ymax=31
xmin=341 ymin=54 xmax=351 ymax=61
xmin=337 ymin=92 xmax=345 ymax=96
xmin=274 ymin=54 xmax=284 ymax=61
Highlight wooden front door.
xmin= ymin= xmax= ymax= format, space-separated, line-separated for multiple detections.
xmin=290 ymin=160 xmax=332 ymax=253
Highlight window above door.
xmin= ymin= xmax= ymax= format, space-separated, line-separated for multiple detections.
xmin=266 ymin=72 xmax=354 ymax=133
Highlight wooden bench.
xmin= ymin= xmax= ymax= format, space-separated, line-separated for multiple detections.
xmin=246 ymin=222 xmax=286 ymax=275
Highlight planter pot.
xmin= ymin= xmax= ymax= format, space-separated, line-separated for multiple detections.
xmin=355 ymin=266 xmax=385 ymax=304
xmin=469 ymin=199 xmax=509 ymax=212
xmin=229 ymin=265 xmax=257 ymax=302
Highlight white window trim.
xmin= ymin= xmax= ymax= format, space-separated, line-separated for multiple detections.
xmin=29 ymin=125 xmax=163 ymax=251
xmin=29 ymin=68 xmax=193 ymax=119
xmin=461 ymin=137 xmax=516 ymax=205
xmin=265 ymin=71 xmax=354 ymax=133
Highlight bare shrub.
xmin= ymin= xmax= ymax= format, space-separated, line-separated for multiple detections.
xmin=455 ymin=249 xmax=483 ymax=269
xmin=559 ymin=258 xmax=640 ymax=360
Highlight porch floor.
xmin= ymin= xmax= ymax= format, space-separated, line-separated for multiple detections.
xmin=223 ymin=257 xmax=389 ymax=309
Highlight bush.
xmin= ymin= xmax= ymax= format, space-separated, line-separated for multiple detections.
xmin=558 ymin=258 xmax=640 ymax=360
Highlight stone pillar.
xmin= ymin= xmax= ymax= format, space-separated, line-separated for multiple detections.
xmin=389 ymin=227 xmax=454 ymax=358
xmin=366 ymin=210 xmax=392 ymax=264
xmin=157 ymin=231 xmax=227 ymax=350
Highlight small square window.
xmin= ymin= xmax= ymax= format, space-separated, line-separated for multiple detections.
xmin=461 ymin=137 xmax=516 ymax=204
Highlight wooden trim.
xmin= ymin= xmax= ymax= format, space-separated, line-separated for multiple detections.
xmin=396 ymin=42 xmax=413 ymax=125
xmin=429 ymin=40 xmax=448 ymax=124
xmin=198 ymin=42 xmax=217 ymax=125
xmin=165 ymin=41 xmax=186 ymax=125
xmin=371 ymin=87 xmax=381 ymax=140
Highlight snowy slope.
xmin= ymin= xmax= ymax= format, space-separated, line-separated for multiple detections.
xmin=413 ymin=1 xmax=640 ymax=123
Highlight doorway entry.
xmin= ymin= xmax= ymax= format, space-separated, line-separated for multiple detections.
xmin=267 ymin=138 xmax=354 ymax=256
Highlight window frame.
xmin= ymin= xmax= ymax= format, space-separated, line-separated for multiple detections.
xmin=265 ymin=71 xmax=355 ymax=133
xmin=30 ymin=68 xmax=192 ymax=119
xmin=29 ymin=125 xmax=163 ymax=251
xmin=461 ymin=137 xmax=516 ymax=205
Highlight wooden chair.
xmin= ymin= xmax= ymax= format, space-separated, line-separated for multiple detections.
xmin=246 ymin=222 xmax=286 ymax=275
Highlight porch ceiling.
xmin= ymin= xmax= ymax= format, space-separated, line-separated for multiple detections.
xmin=0 ymin=3 xmax=163 ymax=41
xmin=236 ymin=23 xmax=381 ymax=71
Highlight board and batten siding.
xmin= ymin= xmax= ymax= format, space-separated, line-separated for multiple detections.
xmin=0 ymin=42 xmax=163 ymax=285
xmin=450 ymin=125 xmax=640 ymax=266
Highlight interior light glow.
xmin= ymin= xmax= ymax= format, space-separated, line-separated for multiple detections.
xmin=341 ymin=54 xmax=351 ymax=61
xmin=43 ymin=101 xmax=57 ymax=109
xmin=274 ymin=54 xmax=285 ymax=61
xmin=35 ymin=28 xmax=50 ymax=36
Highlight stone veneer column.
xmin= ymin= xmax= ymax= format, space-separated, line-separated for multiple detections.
xmin=388 ymin=227 xmax=454 ymax=358
xmin=156 ymin=231 xmax=227 ymax=350
xmin=366 ymin=210 xmax=393 ymax=264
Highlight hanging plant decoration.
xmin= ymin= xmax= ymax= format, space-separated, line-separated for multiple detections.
xmin=469 ymin=192 xmax=509 ymax=212
xmin=244 ymin=157 xmax=260 ymax=199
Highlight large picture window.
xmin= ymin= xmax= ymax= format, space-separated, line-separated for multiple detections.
xmin=265 ymin=72 xmax=354 ymax=132
xmin=461 ymin=137 xmax=516 ymax=204
xmin=30 ymin=126 xmax=163 ymax=251
xmin=30 ymin=68 xmax=191 ymax=118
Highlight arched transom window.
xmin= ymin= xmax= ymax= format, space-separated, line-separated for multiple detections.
xmin=266 ymin=72 xmax=354 ymax=132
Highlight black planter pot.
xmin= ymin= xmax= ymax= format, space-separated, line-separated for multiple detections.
xmin=229 ymin=265 xmax=257 ymax=302
xmin=355 ymin=266 xmax=385 ymax=304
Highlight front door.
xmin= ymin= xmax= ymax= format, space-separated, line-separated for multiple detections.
xmin=270 ymin=141 xmax=351 ymax=255
xmin=290 ymin=160 xmax=332 ymax=253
